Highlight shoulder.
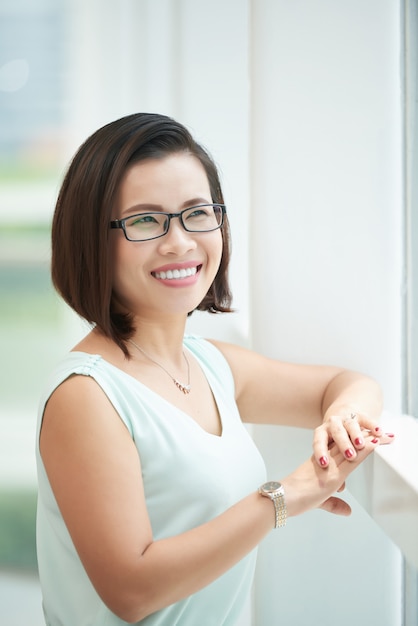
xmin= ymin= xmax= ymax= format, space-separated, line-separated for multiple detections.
xmin=201 ymin=339 xmax=266 ymax=399
xmin=205 ymin=339 xmax=263 ymax=374
xmin=184 ymin=334 xmax=234 ymax=367
xmin=39 ymin=351 xmax=128 ymax=439
xmin=40 ymin=363 xmax=134 ymax=472
xmin=43 ymin=362 xmax=119 ymax=429
xmin=203 ymin=339 xmax=308 ymax=409
xmin=184 ymin=335 xmax=236 ymax=391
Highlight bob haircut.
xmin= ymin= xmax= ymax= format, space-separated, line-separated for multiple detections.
xmin=51 ymin=112 xmax=233 ymax=356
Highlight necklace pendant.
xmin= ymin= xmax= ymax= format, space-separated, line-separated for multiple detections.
xmin=174 ymin=380 xmax=191 ymax=394
xmin=128 ymin=340 xmax=191 ymax=394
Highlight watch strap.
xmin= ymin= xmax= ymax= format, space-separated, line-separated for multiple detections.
xmin=259 ymin=482 xmax=287 ymax=529
xmin=270 ymin=490 xmax=287 ymax=528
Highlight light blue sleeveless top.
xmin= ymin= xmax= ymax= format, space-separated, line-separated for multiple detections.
xmin=36 ymin=335 xmax=266 ymax=625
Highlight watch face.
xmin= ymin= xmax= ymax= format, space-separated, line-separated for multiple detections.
xmin=262 ymin=481 xmax=282 ymax=493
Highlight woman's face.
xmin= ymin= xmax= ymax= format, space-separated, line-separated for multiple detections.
xmin=111 ymin=153 xmax=223 ymax=322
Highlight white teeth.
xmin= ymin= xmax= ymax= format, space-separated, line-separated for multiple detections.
xmin=154 ymin=266 xmax=197 ymax=280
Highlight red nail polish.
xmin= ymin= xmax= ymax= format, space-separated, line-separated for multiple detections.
xmin=386 ymin=433 xmax=395 ymax=437
xmin=354 ymin=437 xmax=363 ymax=446
xmin=374 ymin=426 xmax=380 ymax=432
xmin=371 ymin=438 xmax=378 ymax=444
xmin=345 ymin=448 xmax=354 ymax=459
xmin=319 ymin=456 xmax=328 ymax=467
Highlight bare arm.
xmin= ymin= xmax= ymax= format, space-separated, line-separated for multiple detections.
xmin=40 ymin=376 xmax=273 ymax=621
xmin=39 ymin=374 xmax=390 ymax=622
xmin=210 ymin=340 xmax=385 ymax=464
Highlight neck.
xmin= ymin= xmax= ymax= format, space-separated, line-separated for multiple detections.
xmin=128 ymin=337 xmax=191 ymax=395
xmin=129 ymin=317 xmax=188 ymax=362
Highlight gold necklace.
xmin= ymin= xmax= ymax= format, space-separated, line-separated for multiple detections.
xmin=128 ymin=339 xmax=191 ymax=394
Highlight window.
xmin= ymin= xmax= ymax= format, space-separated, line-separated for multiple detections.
xmin=0 ymin=1 xmax=72 ymax=622
xmin=405 ymin=0 xmax=418 ymax=419
xmin=403 ymin=1 xmax=418 ymax=623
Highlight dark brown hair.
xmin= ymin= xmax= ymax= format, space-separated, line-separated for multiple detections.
xmin=51 ymin=113 xmax=233 ymax=355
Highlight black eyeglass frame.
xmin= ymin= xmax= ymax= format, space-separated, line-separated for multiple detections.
xmin=109 ymin=203 xmax=226 ymax=242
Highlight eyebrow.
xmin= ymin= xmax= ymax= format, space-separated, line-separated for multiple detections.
xmin=120 ymin=197 xmax=213 ymax=217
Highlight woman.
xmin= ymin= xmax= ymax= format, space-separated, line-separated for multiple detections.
xmin=36 ymin=112 xmax=394 ymax=625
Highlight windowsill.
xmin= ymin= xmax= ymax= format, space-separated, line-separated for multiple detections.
xmin=348 ymin=413 xmax=418 ymax=569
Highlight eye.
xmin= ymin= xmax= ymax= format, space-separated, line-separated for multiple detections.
xmin=131 ymin=214 xmax=158 ymax=225
xmin=127 ymin=213 xmax=162 ymax=230
xmin=185 ymin=206 xmax=211 ymax=221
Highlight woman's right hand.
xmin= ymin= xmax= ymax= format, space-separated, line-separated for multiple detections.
xmin=281 ymin=431 xmax=394 ymax=518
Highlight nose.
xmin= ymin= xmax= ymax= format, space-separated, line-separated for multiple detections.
xmin=157 ymin=216 xmax=197 ymax=254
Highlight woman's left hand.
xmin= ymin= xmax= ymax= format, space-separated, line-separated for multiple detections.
xmin=313 ymin=411 xmax=395 ymax=468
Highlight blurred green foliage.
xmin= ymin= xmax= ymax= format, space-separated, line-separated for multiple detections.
xmin=0 ymin=223 xmax=50 ymax=237
xmin=0 ymin=160 xmax=59 ymax=183
xmin=0 ymin=224 xmax=64 ymax=409
xmin=0 ymin=224 xmax=59 ymax=325
xmin=0 ymin=489 xmax=37 ymax=570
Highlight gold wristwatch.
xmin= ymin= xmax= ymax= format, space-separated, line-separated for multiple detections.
xmin=259 ymin=481 xmax=287 ymax=528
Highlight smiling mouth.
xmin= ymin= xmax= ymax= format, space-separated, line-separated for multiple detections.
xmin=152 ymin=265 xmax=201 ymax=280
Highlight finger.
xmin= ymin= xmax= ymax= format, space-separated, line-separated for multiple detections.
xmin=312 ymin=425 xmax=332 ymax=468
xmin=355 ymin=412 xmax=383 ymax=436
xmin=314 ymin=415 xmax=358 ymax=467
xmin=341 ymin=413 xmax=366 ymax=450
xmin=345 ymin=432 xmax=380 ymax=464
xmin=319 ymin=496 xmax=352 ymax=516
xmin=312 ymin=418 xmax=387 ymax=471
xmin=376 ymin=431 xmax=396 ymax=445
xmin=325 ymin=414 xmax=363 ymax=462
xmin=327 ymin=432 xmax=380 ymax=470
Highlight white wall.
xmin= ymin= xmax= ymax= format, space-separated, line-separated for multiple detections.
xmin=249 ymin=2 xmax=404 ymax=624
xmin=66 ymin=1 xmax=406 ymax=624
xmin=249 ymin=0 xmax=404 ymax=403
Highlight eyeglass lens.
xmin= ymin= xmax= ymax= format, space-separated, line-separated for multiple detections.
xmin=124 ymin=204 xmax=223 ymax=241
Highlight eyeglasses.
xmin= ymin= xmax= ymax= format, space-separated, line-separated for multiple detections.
xmin=110 ymin=203 xmax=226 ymax=242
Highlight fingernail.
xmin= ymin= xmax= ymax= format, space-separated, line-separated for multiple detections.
xmin=371 ymin=438 xmax=379 ymax=444
xmin=345 ymin=448 xmax=354 ymax=459
xmin=354 ymin=437 xmax=363 ymax=446
xmin=374 ymin=426 xmax=381 ymax=432
xmin=385 ymin=433 xmax=395 ymax=437
xmin=319 ymin=456 xmax=328 ymax=467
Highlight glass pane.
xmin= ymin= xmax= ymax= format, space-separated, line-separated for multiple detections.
xmin=406 ymin=0 xmax=418 ymax=419
xmin=0 ymin=1 xmax=72 ymax=623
